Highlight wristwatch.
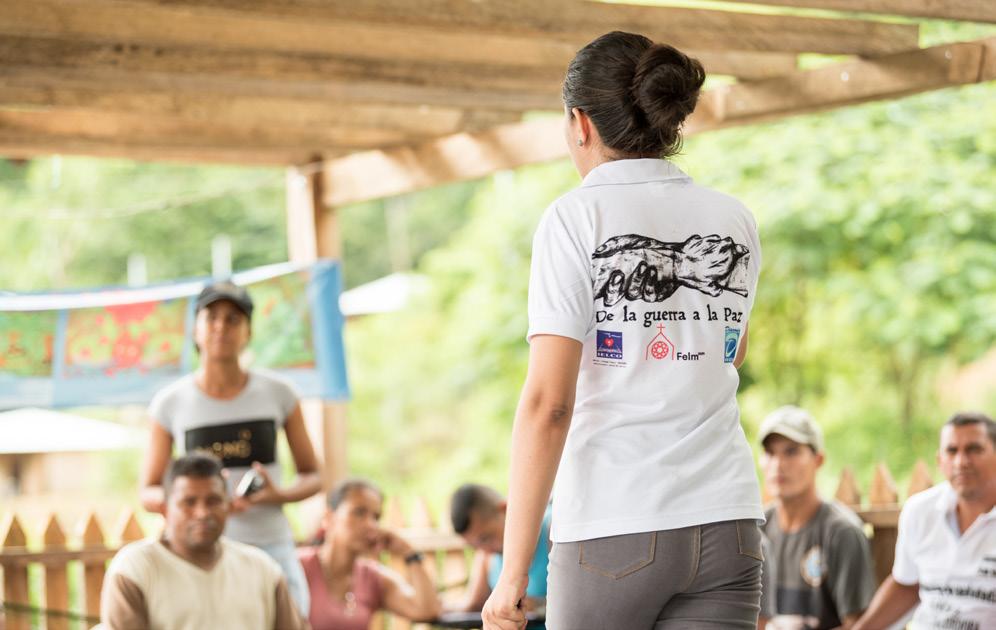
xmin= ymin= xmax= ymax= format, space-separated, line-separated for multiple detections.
xmin=404 ymin=551 xmax=424 ymax=565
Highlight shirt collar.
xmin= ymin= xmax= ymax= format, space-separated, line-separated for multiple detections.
xmin=933 ymin=481 xmax=996 ymax=533
xmin=580 ymin=158 xmax=690 ymax=188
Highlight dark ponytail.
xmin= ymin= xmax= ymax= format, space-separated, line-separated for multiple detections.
xmin=562 ymin=31 xmax=705 ymax=158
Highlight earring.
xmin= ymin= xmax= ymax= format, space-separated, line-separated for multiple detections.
xmin=577 ymin=138 xmax=584 ymax=146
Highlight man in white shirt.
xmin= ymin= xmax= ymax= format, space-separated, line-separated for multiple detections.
xmin=853 ymin=412 xmax=996 ymax=630
xmin=101 ymin=453 xmax=304 ymax=630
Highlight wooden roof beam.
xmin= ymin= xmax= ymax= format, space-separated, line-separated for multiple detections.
xmin=0 ymin=35 xmax=562 ymax=111
xmin=0 ymin=141 xmax=320 ymax=166
xmin=321 ymin=38 xmax=995 ymax=206
xmin=0 ymin=76 xmax=522 ymax=136
xmin=696 ymin=38 xmax=993 ymax=128
xmin=1 ymin=0 xmax=918 ymax=60
xmin=0 ymin=109 xmax=398 ymax=163
xmin=716 ymin=1 xmax=996 ymax=24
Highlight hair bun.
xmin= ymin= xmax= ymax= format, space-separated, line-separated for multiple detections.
xmin=631 ymin=44 xmax=706 ymax=131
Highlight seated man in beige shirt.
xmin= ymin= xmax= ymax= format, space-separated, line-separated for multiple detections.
xmin=101 ymin=453 xmax=305 ymax=630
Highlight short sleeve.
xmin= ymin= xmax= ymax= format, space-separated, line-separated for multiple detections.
xmin=147 ymin=385 xmax=174 ymax=435
xmin=826 ymin=524 xmax=876 ymax=617
xmin=273 ymin=377 xmax=299 ymax=420
xmin=891 ymin=500 xmax=920 ymax=585
xmin=527 ymin=205 xmax=593 ymax=343
xmin=742 ymin=207 xmax=763 ymax=317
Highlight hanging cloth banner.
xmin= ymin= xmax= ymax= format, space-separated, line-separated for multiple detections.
xmin=0 ymin=260 xmax=349 ymax=409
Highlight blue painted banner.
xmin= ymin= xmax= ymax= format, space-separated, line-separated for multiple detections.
xmin=0 ymin=261 xmax=349 ymax=409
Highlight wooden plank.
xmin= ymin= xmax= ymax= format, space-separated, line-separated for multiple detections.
xmin=78 ymin=514 xmax=106 ymax=621
xmin=698 ymin=39 xmax=990 ymax=127
xmin=0 ymin=109 xmax=412 ymax=159
xmin=0 ymin=76 xmax=521 ymax=136
xmin=321 ymin=38 xmax=994 ymax=203
xmin=834 ymin=466 xmax=862 ymax=507
xmin=7 ymin=0 xmax=918 ymax=56
xmin=0 ymin=35 xmax=562 ymax=111
xmin=869 ymin=463 xmax=899 ymax=507
xmin=0 ymin=547 xmax=119 ymax=566
xmin=322 ymin=117 xmax=567 ymax=206
xmin=42 ymin=516 xmax=70 ymax=630
xmin=716 ymin=0 xmax=996 ymax=24
xmin=869 ymin=525 xmax=898 ymax=585
xmin=1 ymin=515 xmax=30 ymax=630
xmin=0 ymin=139 xmax=321 ymax=166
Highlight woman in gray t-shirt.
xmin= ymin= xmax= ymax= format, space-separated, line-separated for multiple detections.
xmin=139 ymin=281 xmax=323 ymax=616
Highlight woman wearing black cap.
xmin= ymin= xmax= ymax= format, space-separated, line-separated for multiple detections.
xmin=139 ymin=280 xmax=323 ymax=617
xmin=483 ymin=32 xmax=764 ymax=629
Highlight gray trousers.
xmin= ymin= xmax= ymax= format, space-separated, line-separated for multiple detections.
xmin=546 ymin=520 xmax=763 ymax=630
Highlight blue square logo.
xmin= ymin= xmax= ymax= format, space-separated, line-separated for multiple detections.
xmin=596 ymin=330 xmax=623 ymax=360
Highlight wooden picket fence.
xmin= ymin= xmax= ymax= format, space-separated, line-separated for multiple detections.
xmin=0 ymin=496 xmax=469 ymax=630
xmin=1 ymin=460 xmax=935 ymax=629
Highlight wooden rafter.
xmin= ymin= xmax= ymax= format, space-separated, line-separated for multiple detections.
xmin=717 ymin=0 xmax=996 ymax=24
xmin=0 ymin=35 xmax=562 ymax=112
xmin=0 ymin=0 xmax=918 ymax=59
xmin=321 ymin=38 xmax=996 ymax=207
xmin=0 ymin=76 xmax=520 ymax=136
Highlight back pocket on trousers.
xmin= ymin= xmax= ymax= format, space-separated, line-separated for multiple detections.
xmin=579 ymin=531 xmax=656 ymax=579
xmin=735 ymin=520 xmax=764 ymax=562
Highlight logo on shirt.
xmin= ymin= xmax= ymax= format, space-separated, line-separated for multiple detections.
xmin=724 ymin=327 xmax=741 ymax=363
xmin=800 ymin=545 xmax=824 ymax=587
xmin=596 ymin=330 xmax=624 ymax=360
xmin=591 ymin=233 xmax=751 ymax=307
xmin=646 ymin=324 xmax=676 ymax=360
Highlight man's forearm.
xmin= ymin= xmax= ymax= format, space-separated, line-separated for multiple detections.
xmin=852 ymin=577 xmax=919 ymax=630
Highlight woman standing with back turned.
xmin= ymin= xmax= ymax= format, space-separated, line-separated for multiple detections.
xmin=483 ymin=32 xmax=765 ymax=629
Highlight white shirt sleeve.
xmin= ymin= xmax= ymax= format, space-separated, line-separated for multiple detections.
xmin=891 ymin=498 xmax=920 ymax=585
xmin=527 ymin=205 xmax=593 ymax=343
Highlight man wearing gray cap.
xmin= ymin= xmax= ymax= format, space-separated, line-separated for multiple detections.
xmin=759 ymin=406 xmax=875 ymax=630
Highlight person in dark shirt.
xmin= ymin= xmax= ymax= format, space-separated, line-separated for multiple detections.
xmin=759 ymin=406 xmax=875 ymax=630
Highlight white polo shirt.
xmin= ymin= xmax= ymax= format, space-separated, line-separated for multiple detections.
xmin=528 ymin=158 xmax=763 ymax=543
xmin=893 ymin=482 xmax=996 ymax=630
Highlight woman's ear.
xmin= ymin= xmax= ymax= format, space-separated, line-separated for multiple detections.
xmin=572 ymin=107 xmax=592 ymax=145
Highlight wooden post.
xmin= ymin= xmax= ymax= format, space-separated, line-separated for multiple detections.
xmin=834 ymin=466 xmax=862 ymax=508
xmin=286 ymin=161 xmax=349 ymax=514
xmin=78 ymin=513 xmax=106 ymax=621
xmin=42 ymin=515 xmax=70 ymax=630
xmin=1 ymin=515 xmax=30 ymax=630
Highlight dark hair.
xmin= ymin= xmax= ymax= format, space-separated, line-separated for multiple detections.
xmin=163 ymin=453 xmax=225 ymax=496
xmin=450 ymin=484 xmax=503 ymax=534
xmin=327 ymin=477 xmax=383 ymax=510
xmin=563 ymin=31 xmax=705 ymax=158
xmin=945 ymin=411 xmax=996 ymax=447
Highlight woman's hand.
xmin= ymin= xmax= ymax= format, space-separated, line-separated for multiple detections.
xmin=375 ymin=528 xmax=414 ymax=557
xmin=230 ymin=462 xmax=286 ymax=512
xmin=482 ymin=574 xmax=528 ymax=630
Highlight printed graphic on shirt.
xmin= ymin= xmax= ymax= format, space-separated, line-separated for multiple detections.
xmin=800 ymin=546 xmax=824 ymax=587
xmin=596 ymin=330 xmax=623 ymax=360
xmin=724 ymin=327 xmax=741 ymax=363
xmin=646 ymin=324 xmax=675 ymax=360
xmin=591 ymin=233 xmax=751 ymax=307
xmin=644 ymin=324 xmax=705 ymax=362
xmin=184 ymin=419 xmax=277 ymax=467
